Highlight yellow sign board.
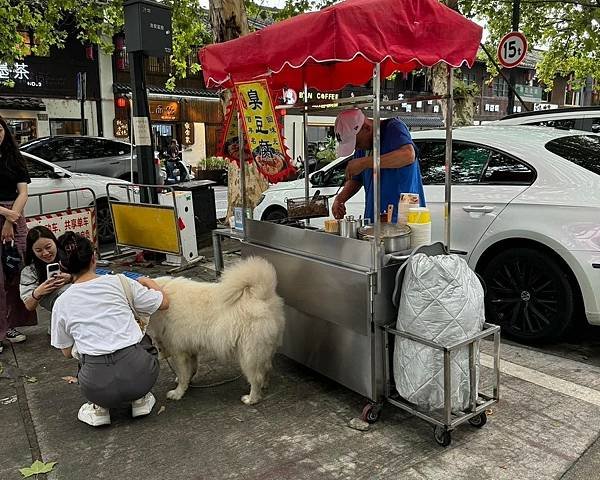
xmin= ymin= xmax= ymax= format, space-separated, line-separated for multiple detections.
xmin=110 ymin=203 xmax=180 ymax=254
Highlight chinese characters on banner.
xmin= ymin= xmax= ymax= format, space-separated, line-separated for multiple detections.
xmin=113 ymin=119 xmax=130 ymax=138
xmin=26 ymin=209 xmax=96 ymax=244
xmin=234 ymin=80 xmax=296 ymax=183
xmin=182 ymin=122 xmax=195 ymax=146
xmin=218 ymin=94 xmax=251 ymax=166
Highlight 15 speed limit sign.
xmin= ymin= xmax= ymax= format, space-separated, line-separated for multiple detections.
xmin=497 ymin=32 xmax=528 ymax=68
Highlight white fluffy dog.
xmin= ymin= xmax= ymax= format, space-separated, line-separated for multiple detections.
xmin=148 ymin=257 xmax=285 ymax=404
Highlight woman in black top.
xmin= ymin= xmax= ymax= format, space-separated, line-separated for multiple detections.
xmin=0 ymin=116 xmax=35 ymax=352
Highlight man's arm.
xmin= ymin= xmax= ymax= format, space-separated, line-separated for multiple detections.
xmin=345 ymin=144 xmax=415 ymax=178
xmin=331 ymin=179 xmax=362 ymax=219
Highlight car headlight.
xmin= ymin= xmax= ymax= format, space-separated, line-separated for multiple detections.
xmin=256 ymin=194 xmax=266 ymax=207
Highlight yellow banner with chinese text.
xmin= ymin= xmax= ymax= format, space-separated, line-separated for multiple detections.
xmin=234 ymin=80 xmax=295 ymax=183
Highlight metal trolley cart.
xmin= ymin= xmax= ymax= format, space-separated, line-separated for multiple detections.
xmin=379 ymin=322 xmax=500 ymax=446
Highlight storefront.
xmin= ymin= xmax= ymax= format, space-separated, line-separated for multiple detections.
xmin=112 ymin=84 xmax=222 ymax=166
xmin=0 ymin=37 xmax=101 ymax=144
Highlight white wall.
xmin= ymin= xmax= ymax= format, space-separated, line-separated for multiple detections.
xmin=182 ymin=122 xmax=206 ymax=167
xmin=98 ymin=48 xmax=116 ymax=139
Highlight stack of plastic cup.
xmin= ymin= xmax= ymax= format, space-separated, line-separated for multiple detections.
xmin=407 ymin=206 xmax=431 ymax=247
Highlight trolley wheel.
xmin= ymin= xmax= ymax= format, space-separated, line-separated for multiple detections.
xmin=434 ymin=426 xmax=452 ymax=447
xmin=468 ymin=412 xmax=487 ymax=428
xmin=361 ymin=403 xmax=381 ymax=424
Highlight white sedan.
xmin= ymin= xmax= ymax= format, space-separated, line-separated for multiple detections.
xmin=253 ymin=126 xmax=600 ymax=342
xmin=22 ymin=152 xmax=129 ymax=243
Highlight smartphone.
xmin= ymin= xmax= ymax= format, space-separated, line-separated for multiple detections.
xmin=46 ymin=263 xmax=61 ymax=279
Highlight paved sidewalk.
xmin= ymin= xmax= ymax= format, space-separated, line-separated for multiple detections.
xmin=2 ymin=249 xmax=600 ymax=479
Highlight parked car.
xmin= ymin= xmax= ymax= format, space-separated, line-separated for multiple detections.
xmin=497 ymin=106 xmax=600 ymax=133
xmin=22 ymin=151 xmax=130 ymax=243
xmin=254 ymin=125 xmax=600 ymax=342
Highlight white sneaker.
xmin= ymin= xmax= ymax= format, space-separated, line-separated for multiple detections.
xmin=131 ymin=392 xmax=156 ymax=418
xmin=77 ymin=403 xmax=111 ymax=427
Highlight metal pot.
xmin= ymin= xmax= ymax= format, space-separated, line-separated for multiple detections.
xmin=340 ymin=215 xmax=360 ymax=238
xmin=358 ymin=224 xmax=412 ymax=253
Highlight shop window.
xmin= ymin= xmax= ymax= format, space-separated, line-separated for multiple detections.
xmin=564 ymin=88 xmax=581 ymax=106
xmin=50 ymin=119 xmax=87 ymax=136
xmin=492 ymin=77 xmax=509 ymax=97
xmin=5 ymin=119 xmax=37 ymax=145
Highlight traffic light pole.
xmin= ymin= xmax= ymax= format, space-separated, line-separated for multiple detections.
xmin=506 ymin=0 xmax=521 ymax=116
xmin=128 ymin=49 xmax=157 ymax=202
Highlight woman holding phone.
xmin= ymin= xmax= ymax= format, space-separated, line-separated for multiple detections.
xmin=0 ymin=115 xmax=34 ymax=353
xmin=20 ymin=226 xmax=72 ymax=317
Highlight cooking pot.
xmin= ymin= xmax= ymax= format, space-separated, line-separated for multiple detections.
xmin=358 ymin=224 xmax=412 ymax=253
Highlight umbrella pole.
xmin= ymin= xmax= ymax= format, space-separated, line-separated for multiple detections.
xmin=444 ymin=66 xmax=454 ymax=251
xmin=373 ymin=63 xmax=382 ymax=290
xmin=303 ymin=82 xmax=310 ymax=224
xmin=238 ymin=109 xmax=247 ymax=238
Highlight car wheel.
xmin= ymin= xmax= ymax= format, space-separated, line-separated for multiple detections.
xmin=481 ymin=247 xmax=574 ymax=342
xmin=262 ymin=208 xmax=287 ymax=222
xmin=95 ymin=199 xmax=115 ymax=244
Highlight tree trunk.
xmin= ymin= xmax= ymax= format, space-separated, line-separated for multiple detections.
xmin=208 ymin=0 xmax=269 ymax=222
xmin=430 ymin=0 xmax=476 ymax=127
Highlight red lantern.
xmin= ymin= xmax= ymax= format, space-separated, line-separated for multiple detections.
xmin=116 ymin=96 xmax=128 ymax=109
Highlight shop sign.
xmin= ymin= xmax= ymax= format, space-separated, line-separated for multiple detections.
xmin=515 ymin=84 xmax=542 ymax=103
xmin=182 ymin=122 xmax=194 ymax=145
xmin=114 ymin=119 xmax=130 ymax=138
xmin=149 ymin=100 xmax=179 ymax=121
xmin=234 ymin=80 xmax=296 ymax=183
xmin=0 ymin=62 xmax=42 ymax=88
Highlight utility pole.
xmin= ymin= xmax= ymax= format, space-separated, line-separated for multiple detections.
xmin=77 ymin=72 xmax=87 ymax=135
xmin=506 ymin=0 xmax=521 ymax=116
xmin=124 ymin=0 xmax=172 ymax=202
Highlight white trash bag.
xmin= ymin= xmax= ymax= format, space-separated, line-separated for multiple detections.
xmin=393 ymin=253 xmax=485 ymax=412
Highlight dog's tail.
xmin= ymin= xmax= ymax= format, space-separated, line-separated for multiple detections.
xmin=219 ymin=256 xmax=278 ymax=305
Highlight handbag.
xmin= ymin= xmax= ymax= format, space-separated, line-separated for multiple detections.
xmin=117 ymin=274 xmax=150 ymax=334
xmin=2 ymin=240 xmax=22 ymax=278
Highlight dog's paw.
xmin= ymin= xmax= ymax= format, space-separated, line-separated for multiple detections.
xmin=241 ymin=394 xmax=259 ymax=405
xmin=167 ymin=389 xmax=184 ymax=401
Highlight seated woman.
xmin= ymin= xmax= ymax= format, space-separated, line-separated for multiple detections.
xmin=51 ymin=232 xmax=169 ymax=427
xmin=20 ymin=226 xmax=72 ymax=316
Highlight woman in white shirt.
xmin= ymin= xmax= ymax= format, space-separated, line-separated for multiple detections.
xmin=51 ymin=232 xmax=169 ymax=427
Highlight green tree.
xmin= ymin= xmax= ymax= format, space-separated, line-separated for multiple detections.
xmin=0 ymin=0 xmax=210 ymax=89
xmin=461 ymin=0 xmax=600 ymax=90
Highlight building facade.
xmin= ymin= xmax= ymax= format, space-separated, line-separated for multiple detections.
xmin=0 ymin=33 xmax=103 ymax=144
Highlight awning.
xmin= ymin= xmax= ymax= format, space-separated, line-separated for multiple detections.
xmin=0 ymin=97 xmax=46 ymax=111
xmin=200 ymin=0 xmax=483 ymax=92
xmin=113 ymin=83 xmax=219 ymax=98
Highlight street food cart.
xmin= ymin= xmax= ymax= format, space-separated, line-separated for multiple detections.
xmin=201 ymin=0 xmax=500 ymax=445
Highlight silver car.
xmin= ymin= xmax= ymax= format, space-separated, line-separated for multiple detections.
xmin=21 ymin=136 xmax=138 ymax=181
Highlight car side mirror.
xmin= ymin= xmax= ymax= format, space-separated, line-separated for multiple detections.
xmin=310 ymin=171 xmax=324 ymax=186
xmin=48 ymin=170 xmax=70 ymax=179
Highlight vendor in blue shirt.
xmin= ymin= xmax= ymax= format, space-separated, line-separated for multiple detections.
xmin=332 ymin=108 xmax=425 ymax=222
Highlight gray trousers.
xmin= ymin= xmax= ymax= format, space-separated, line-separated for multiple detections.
xmin=78 ymin=335 xmax=159 ymax=408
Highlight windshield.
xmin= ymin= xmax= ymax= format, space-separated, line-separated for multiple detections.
xmin=545 ymin=135 xmax=600 ymax=176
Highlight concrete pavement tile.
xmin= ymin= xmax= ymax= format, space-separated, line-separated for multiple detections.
xmin=481 ymin=340 xmax=600 ymax=391
xmin=0 ymin=378 xmax=32 ymax=480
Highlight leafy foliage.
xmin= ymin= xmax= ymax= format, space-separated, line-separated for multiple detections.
xmin=461 ymin=0 xmax=600 ymax=89
xmin=0 ymin=0 xmax=209 ymax=90
xmin=199 ymin=156 xmax=229 ymax=170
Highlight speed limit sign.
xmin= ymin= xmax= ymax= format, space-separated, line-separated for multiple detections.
xmin=497 ymin=32 xmax=528 ymax=68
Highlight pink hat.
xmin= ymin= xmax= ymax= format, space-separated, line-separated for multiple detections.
xmin=334 ymin=108 xmax=365 ymax=157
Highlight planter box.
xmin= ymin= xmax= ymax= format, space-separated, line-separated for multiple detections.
xmin=195 ymin=169 xmax=227 ymax=185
